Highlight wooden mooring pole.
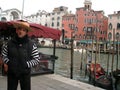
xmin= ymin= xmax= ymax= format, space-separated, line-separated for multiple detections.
xmin=70 ymin=31 xmax=74 ymax=79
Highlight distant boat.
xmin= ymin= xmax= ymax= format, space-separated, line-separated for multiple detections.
xmin=78 ymin=48 xmax=86 ymax=53
xmin=86 ymin=55 xmax=112 ymax=89
xmin=113 ymin=69 xmax=120 ymax=90
xmin=74 ymin=48 xmax=86 ymax=53
xmin=74 ymin=48 xmax=79 ymax=52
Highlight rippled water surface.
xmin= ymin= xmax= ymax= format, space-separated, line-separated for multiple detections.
xmin=38 ymin=48 xmax=120 ymax=82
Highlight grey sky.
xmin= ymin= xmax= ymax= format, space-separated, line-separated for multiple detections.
xmin=0 ymin=0 xmax=120 ymax=16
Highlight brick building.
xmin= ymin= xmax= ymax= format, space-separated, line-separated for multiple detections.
xmin=62 ymin=0 xmax=108 ymax=44
xmin=108 ymin=11 xmax=120 ymax=41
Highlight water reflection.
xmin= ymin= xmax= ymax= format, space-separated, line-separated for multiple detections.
xmin=38 ymin=48 xmax=120 ymax=82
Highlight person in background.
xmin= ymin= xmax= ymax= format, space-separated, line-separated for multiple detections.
xmin=1 ymin=21 xmax=40 ymax=90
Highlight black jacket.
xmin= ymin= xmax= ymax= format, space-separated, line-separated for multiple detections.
xmin=2 ymin=35 xmax=40 ymax=75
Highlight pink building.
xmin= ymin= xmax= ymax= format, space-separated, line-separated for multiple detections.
xmin=62 ymin=0 xmax=108 ymax=43
xmin=108 ymin=11 xmax=120 ymax=41
xmin=75 ymin=0 xmax=108 ymax=41
xmin=62 ymin=14 xmax=75 ymax=39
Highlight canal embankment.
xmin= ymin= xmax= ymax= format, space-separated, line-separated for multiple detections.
xmin=0 ymin=74 xmax=104 ymax=90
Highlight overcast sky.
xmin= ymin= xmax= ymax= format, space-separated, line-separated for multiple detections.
xmin=0 ymin=0 xmax=120 ymax=16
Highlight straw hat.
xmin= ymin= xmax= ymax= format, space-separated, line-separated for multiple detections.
xmin=13 ymin=20 xmax=32 ymax=32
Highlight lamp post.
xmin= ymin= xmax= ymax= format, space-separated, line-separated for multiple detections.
xmin=70 ymin=31 xmax=75 ymax=79
xmin=91 ymin=27 xmax=94 ymax=63
xmin=62 ymin=29 xmax=65 ymax=44
xmin=111 ymin=28 xmax=116 ymax=90
xmin=107 ymin=33 xmax=112 ymax=75
xmin=22 ymin=0 xmax=25 ymax=19
xmin=111 ymin=28 xmax=115 ymax=72
xmin=93 ymin=11 xmax=99 ymax=85
xmin=116 ymin=33 xmax=119 ymax=70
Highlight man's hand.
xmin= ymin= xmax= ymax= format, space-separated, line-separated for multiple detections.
xmin=4 ymin=64 xmax=8 ymax=72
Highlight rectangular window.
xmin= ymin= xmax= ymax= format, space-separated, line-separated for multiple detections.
xmin=117 ymin=16 xmax=120 ymax=19
xmin=109 ymin=16 xmax=112 ymax=19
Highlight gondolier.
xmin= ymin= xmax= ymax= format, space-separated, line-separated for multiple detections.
xmin=1 ymin=20 xmax=40 ymax=90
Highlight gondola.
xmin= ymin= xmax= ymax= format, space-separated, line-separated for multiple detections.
xmin=1 ymin=52 xmax=58 ymax=76
xmin=30 ymin=52 xmax=58 ymax=75
xmin=113 ymin=69 xmax=120 ymax=90
xmin=87 ymin=63 xmax=113 ymax=90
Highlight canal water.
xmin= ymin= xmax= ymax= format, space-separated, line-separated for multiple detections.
xmin=38 ymin=47 xmax=120 ymax=83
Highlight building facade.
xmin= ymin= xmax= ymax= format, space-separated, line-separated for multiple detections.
xmin=108 ymin=11 xmax=120 ymax=41
xmin=75 ymin=0 xmax=108 ymax=41
xmin=62 ymin=0 xmax=108 ymax=43
xmin=25 ymin=6 xmax=69 ymax=31
xmin=25 ymin=10 xmax=51 ymax=27
xmin=3 ymin=1 xmax=120 ymax=44
xmin=62 ymin=14 xmax=76 ymax=39
xmin=49 ymin=6 xmax=68 ymax=30
xmin=0 ymin=8 xmax=22 ymax=21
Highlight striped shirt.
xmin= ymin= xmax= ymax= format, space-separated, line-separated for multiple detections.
xmin=2 ymin=42 xmax=40 ymax=68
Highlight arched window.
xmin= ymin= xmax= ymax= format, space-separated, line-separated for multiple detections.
xmin=52 ymin=17 xmax=54 ymax=20
xmin=108 ymin=32 xmax=112 ymax=40
xmin=83 ymin=34 xmax=86 ymax=39
xmin=117 ymin=23 xmax=120 ymax=30
xmin=108 ymin=23 xmax=112 ymax=30
xmin=1 ymin=17 xmax=7 ymax=21
xmin=45 ymin=23 xmax=47 ymax=26
xmin=74 ymin=34 xmax=78 ymax=39
xmin=10 ymin=11 xmax=19 ymax=20
xmin=83 ymin=27 xmax=87 ymax=31
xmin=79 ymin=34 xmax=82 ymax=39
xmin=75 ymin=27 xmax=78 ymax=31
xmin=57 ymin=17 xmax=60 ymax=20
xmin=116 ymin=32 xmax=119 ymax=40
xmin=57 ymin=22 xmax=59 ymax=26
xmin=52 ymin=22 xmax=54 ymax=27
xmin=41 ymin=40 xmax=45 ymax=46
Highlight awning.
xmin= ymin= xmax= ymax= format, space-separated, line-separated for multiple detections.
xmin=29 ymin=23 xmax=61 ymax=40
xmin=64 ymin=38 xmax=71 ymax=41
xmin=0 ymin=20 xmax=62 ymax=40
xmin=79 ymin=40 xmax=94 ymax=44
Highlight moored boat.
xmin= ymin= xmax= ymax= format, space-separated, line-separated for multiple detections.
xmin=87 ymin=63 xmax=113 ymax=90
xmin=31 ymin=52 xmax=58 ymax=75
xmin=113 ymin=69 xmax=120 ymax=90
xmin=1 ymin=52 xmax=58 ymax=76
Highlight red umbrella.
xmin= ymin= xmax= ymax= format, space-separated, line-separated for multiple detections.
xmin=0 ymin=21 xmax=16 ymax=37
xmin=0 ymin=21 xmax=62 ymax=40
xmin=28 ymin=26 xmax=46 ymax=38
xmin=30 ymin=23 xmax=61 ymax=40
xmin=0 ymin=22 xmax=8 ymax=30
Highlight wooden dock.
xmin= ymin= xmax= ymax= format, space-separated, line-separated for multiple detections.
xmin=0 ymin=74 xmax=104 ymax=90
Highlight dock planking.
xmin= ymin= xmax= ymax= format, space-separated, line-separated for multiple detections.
xmin=0 ymin=74 xmax=104 ymax=90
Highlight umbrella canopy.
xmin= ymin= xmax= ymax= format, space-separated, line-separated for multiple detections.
xmin=0 ymin=21 xmax=61 ymax=40
xmin=0 ymin=21 xmax=16 ymax=38
xmin=29 ymin=23 xmax=61 ymax=40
